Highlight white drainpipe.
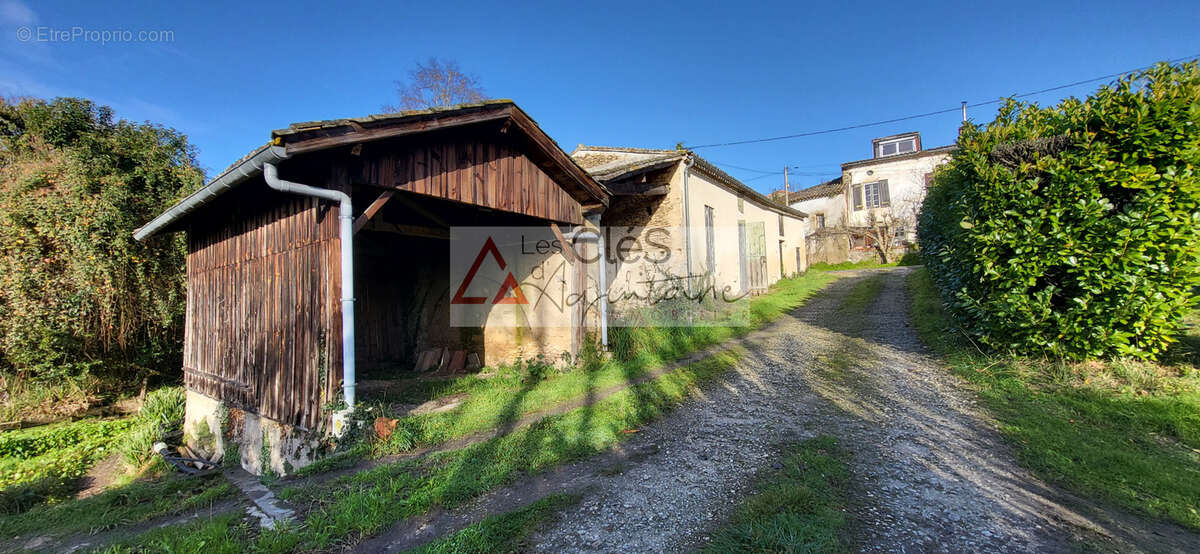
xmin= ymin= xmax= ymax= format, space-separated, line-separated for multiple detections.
xmin=567 ymin=220 xmax=608 ymax=349
xmin=681 ymin=155 xmax=695 ymax=294
xmin=263 ymin=163 xmax=357 ymax=409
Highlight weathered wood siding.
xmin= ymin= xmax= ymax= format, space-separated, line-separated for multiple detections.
xmin=358 ymin=136 xmax=584 ymax=224
xmin=183 ymin=188 xmax=342 ymax=429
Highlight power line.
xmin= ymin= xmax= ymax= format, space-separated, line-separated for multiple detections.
xmin=686 ymin=53 xmax=1200 ymax=150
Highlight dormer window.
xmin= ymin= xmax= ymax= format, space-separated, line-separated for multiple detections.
xmin=877 ymin=136 xmax=917 ymax=157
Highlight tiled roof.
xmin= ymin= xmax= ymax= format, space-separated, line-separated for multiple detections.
xmin=787 ymin=177 xmax=843 ymax=203
xmin=571 ymin=146 xmax=807 ymax=219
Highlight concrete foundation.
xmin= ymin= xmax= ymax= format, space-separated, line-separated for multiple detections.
xmin=183 ymin=390 xmax=321 ymax=476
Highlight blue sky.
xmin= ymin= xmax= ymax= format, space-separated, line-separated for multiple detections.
xmin=2 ymin=0 xmax=1198 ymax=195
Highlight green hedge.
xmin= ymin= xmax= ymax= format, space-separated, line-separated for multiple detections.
xmin=918 ymin=62 xmax=1200 ymax=360
xmin=0 ymin=97 xmax=202 ymax=382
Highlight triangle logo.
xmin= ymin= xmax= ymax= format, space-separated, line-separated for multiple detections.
xmin=452 ymin=236 xmax=528 ymax=305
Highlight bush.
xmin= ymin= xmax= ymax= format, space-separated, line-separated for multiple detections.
xmin=117 ymin=386 xmax=186 ymax=469
xmin=0 ymin=97 xmax=203 ymax=384
xmin=918 ymin=62 xmax=1200 ymax=359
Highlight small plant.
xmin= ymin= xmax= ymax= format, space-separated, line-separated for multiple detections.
xmin=512 ymin=354 xmax=556 ymax=383
xmin=116 ymin=386 xmax=186 ymax=470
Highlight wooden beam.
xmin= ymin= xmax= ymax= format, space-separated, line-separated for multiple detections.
xmin=353 ymin=190 xmax=396 ymax=234
xmin=550 ymin=223 xmax=579 ymax=265
xmin=361 ymin=221 xmax=450 ymax=240
xmin=391 ymin=191 xmax=449 ymax=228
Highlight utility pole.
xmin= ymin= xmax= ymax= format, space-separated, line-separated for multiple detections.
xmin=783 ymin=166 xmax=789 ymax=204
xmin=961 ymin=101 xmax=967 ymax=122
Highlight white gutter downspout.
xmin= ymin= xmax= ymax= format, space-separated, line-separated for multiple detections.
xmin=566 ymin=221 xmax=608 ymax=349
xmin=681 ymin=155 xmax=695 ymax=294
xmin=263 ymin=163 xmax=357 ymax=409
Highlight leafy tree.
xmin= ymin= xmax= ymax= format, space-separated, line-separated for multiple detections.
xmin=383 ymin=57 xmax=486 ymax=112
xmin=917 ymin=62 xmax=1200 ymax=360
xmin=0 ymin=97 xmax=203 ymax=383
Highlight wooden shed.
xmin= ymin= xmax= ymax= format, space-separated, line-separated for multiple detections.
xmin=135 ymin=102 xmax=609 ymax=451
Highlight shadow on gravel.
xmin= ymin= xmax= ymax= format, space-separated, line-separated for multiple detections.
xmin=767 ymin=267 xmax=1200 ymax=554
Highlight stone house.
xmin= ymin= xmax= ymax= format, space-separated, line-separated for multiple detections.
xmin=570 ymin=146 xmax=808 ymax=313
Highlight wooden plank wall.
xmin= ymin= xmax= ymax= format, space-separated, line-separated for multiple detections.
xmin=360 ymin=136 xmax=584 ymax=225
xmin=183 ymin=190 xmax=341 ymax=429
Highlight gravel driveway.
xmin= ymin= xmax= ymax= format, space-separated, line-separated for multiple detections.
xmin=363 ymin=268 xmax=1199 ymax=553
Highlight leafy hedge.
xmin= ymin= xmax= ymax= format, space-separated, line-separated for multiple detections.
xmin=918 ymin=62 xmax=1200 ymax=360
xmin=0 ymin=97 xmax=203 ymax=382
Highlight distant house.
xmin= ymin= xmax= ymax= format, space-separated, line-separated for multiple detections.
xmin=841 ymin=132 xmax=953 ymax=244
xmin=571 ymin=146 xmax=808 ymax=304
xmin=787 ymin=177 xmax=842 ymax=236
xmin=782 ymin=131 xmax=954 ymax=264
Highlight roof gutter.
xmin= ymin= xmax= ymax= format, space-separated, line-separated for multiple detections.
xmin=133 ymin=145 xmax=291 ymax=241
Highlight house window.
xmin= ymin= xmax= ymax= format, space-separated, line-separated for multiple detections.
xmin=816 ymin=214 xmax=826 ymax=228
xmin=877 ymin=137 xmax=917 ymax=157
xmin=852 ymin=180 xmax=890 ymax=210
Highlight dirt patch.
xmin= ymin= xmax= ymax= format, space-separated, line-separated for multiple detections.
xmin=75 ymin=452 xmax=124 ymax=499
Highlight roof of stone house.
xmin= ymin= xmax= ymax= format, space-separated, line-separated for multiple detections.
xmin=571 ymin=146 xmax=687 ymax=182
xmin=571 ymin=145 xmax=807 ymax=219
xmin=841 ymin=144 xmax=957 ymax=170
xmin=786 ymin=177 xmax=843 ymax=204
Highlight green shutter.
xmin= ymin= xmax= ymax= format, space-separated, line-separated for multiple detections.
xmin=879 ymin=180 xmax=890 ymax=207
xmin=852 ymin=185 xmax=863 ymax=210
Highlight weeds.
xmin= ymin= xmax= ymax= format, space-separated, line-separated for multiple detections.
xmin=117 ymin=386 xmax=186 ymax=470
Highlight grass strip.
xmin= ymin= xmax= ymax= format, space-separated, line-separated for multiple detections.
xmin=702 ymin=436 xmax=851 ymax=553
xmin=407 ymin=493 xmax=579 ymax=554
xmin=0 ymin=474 xmax=235 ymax=539
xmin=907 ymin=268 xmax=1200 ymax=530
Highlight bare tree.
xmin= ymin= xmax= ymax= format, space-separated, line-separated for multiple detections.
xmin=383 ymin=58 xmax=486 ymax=112
xmin=847 ymin=188 xmax=924 ymax=264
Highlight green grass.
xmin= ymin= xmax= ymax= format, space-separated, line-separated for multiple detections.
xmin=408 ymin=493 xmax=579 ymax=553
xmin=0 ymin=417 xmax=134 ymax=513
xmin=97 ymin=511 xmax=255 ymax=554
xmin=703 ymin=436 xmax=851 ymax=553
xmin=113 ymin=350 xmax=745 ymax=552
xmin=303 ymin=271 xmax=838 ymax=475
xmin=0 ymin=473 xmax=235 ymax=539
xmin=809 ymin=259 xmax=897 ymax=271
xmin=907 ymin=268 xmax=1200 ymax=530
xmin=23 ymin=270 xmax=841 ymax=550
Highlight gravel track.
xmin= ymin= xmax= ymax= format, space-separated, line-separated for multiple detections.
xmin=362 ymin=268 xmax=1200 ymax=553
